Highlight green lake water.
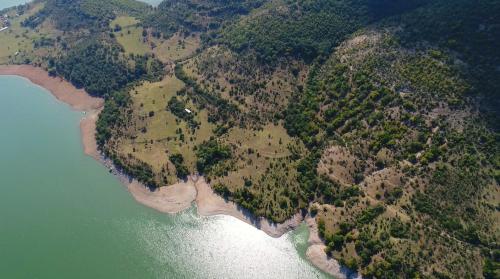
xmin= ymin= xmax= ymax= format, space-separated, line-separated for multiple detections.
xmin=0 ymin=76 xmax=330 ymax=278
xmin=0 ymin=0 xmax=29 ymax=10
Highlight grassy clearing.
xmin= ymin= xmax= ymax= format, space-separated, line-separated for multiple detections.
xmin=110 ymin=16 xmax=139 ymax=28
xmin=113 ymin=74 xmax=215 ymax=184
xmin=152 ymin=32 xmax=200 ymax=62
xmin=111 ymin=16 xmax=150 ymax=55
xmin=0 ymin=28 xmax=32 ymax=64
xmin=110 ymin=16 xmax=200 ymax=62
xmin=110 ymin=69 xmax=306 ymax=221
xmin=209 ymin=123 xmax=306 ymax=222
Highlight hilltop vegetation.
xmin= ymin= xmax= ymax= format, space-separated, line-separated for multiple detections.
xmin=396 ymin=0 xmax=500 ymax=123
xmin=218 ymin=0 xmax=428 ymax=63
xmin=290 ymin=29 xmax=498 ymax=277
xmin=3 ymin=0 xmax=499 ymax=278
xmin=22 ymin=0 xmax=149 ymax=30
xmin=143 ymin=0 xmax=266 ymax=38
xmin=54 ymin=41 xmax=163 ymax=97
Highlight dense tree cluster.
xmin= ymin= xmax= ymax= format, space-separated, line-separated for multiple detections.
xmin=96 ymin=91 xmax=129 ymax=147
xmin=220 ymin=0 xmax=428 ymax=63
xmin=167 ymin=96 xmax=199 ymax=129
xmin=195 ymin=140 xmax=231 ymax=174
xmin=22 ymin=0 xmax=149 ymax=30
xmin=143 ymin=0 xmax=265 ymax=38
xmin=55 ymin=41 xmax=163 ymax=97
xmin=55 ymin=42 xmax=134 ymax=97
xmin=169 ymin=153 xmax=189 ymax=179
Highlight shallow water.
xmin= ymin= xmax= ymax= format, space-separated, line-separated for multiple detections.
xmin=0 ymin=76 xmax=329 ymax=278
xmin=0 ymin=0 xmax=28 ymax=10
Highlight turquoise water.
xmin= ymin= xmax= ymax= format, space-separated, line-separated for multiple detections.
xmin=0 ymin=0 xmax=29 ymax=10
xmin=0 ymin=75 xmax=328 ymax=278
xmin=140 ymin=0 xmax=163 ymax=6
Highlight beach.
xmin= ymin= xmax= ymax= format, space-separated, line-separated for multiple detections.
xmin=0 ymin=64 xmax=104 ymax=167
xmin=0 ymin=65 xmax=103 ymax=111
xmin=127 ymin=174 xmax=356 ymax=278
xmin=0 ymin=64 xmax=352 ymax=279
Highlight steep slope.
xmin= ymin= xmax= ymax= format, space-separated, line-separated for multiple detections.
xmin=166 ymin=0 xmax=499 ymax=277
xmin=297 ymin=29 xmax=498 ymax=277
xmin=218 ymin=0 xmax=429 ymax=63
xmin=22 ymin=0 xmax=150 ymax=30
xmin=6 ymin=0 xmax=499 ymax=277
xmin=143 ymin=0 xmax=266 ymax=37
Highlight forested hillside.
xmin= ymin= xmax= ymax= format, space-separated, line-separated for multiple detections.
xmin=22 ymin=0 xmax=150 ymax=30
xmin=143 ymin=0 xmax=266 ymax=38
xmin=218 ymin=0 xmax=428 ymax=62
xmin=54 ymin=41 xmax=163 ymax=96
xmin=4 ymin=0 xmax=499 ymax=278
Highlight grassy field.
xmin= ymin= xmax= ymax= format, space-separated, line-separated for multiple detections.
xmin=107 ymin=57 xmax=307 ymax=221
xmin=111 ymin=16 xmax=200 ymax=62
xmin=152 ymin=32 xmax=200 ymax=62
xmin=110 ymin=16 xmax=139 ymax=28
xmin=111 ymin=16 xmax=151 ymax=55
xmin=112 ymin=74 xmax=215 ymax=184
xmin=209 ymin=123 xmax=306 ymax=221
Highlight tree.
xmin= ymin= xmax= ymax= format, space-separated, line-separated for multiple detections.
xmin=169 ymin=154 xmax=189 ymax=179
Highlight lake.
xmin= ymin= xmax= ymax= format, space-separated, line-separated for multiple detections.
xmin=0 ymin=76 xmax=329 ymax=278
xmin=0 ymin=0 xmax=28 ymax=10
xmin=141 ymin=0 xmax=163 ymax=6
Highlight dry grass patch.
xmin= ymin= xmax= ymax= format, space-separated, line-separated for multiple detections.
xmin=318 ymin=146 xmax=360 ymax=186
xmin=208 ymin=123 xmax=306 ymax=222
xmin=152 ymin=32 xmax=200 ymax=62
xmin=182 ymin=46 xmax=305 ymax=122
xmin=110 ymin=16 xmax=139 ymax=28
xmin=112 ymin=75 xmax=215 ymax=184
xmin=111 ymin=17 xmax=151 ymax=55
xmin=361 ymin=167 xmax=404 ymax=202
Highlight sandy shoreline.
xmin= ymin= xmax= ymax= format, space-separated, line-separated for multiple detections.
xmin=0 ymin=64 xmax=354 ymax=278
xmin=0 ymin=65 xmax=104 ymax=167
xmin=0 ymin=65 xmax=103 ymax=111
xmin=125 ymin=174 xmax=304 ymax=237
xmin=305 ymin=214 xmax=361 ymax=279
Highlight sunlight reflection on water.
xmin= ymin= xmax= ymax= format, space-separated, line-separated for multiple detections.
xmin=117 ymin=208 xmax=328 ymax=279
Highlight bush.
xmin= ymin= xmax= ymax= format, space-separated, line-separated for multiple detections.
xmin=195 ymin=140 xmax=231 ymax=174
xmin=357 ymin=204 xmax=385 ymax=226
xmin=169 ymin=153 xmax=189 ymax=179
